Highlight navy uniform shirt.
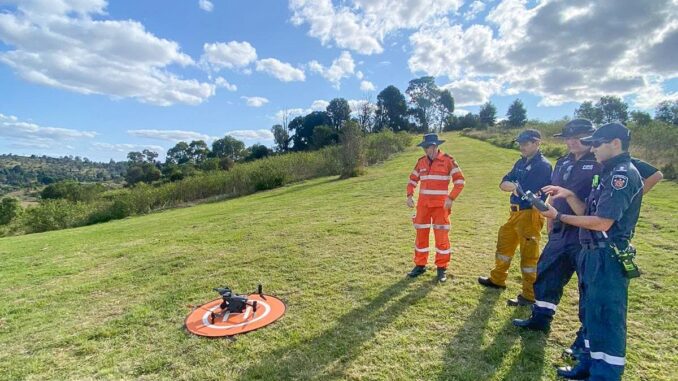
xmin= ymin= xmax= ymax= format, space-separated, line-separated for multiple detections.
xmin=502 ymin=150 xmax=552 ymax=209
xmin=579 ymin=152 xmax=643 ymax=244
xmin=631 ymin=158 xmax=659 ymax=179
xmin=550 ymin=152 xmax=601 ymax=240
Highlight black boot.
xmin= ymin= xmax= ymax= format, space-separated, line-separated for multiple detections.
xmin=556 ymin=353 xmax=591 ymax=379
xmin=512 ymin=314 xmax=551 ymax=332
xmin=407 ymin=265 xmax=426 ymax=277
xmin=436 ymin=268 xmax=448 ymax=282
xmin=477 ymin=276 xmax=506 ymax=289
xmin=507 ymin=294 xmax=535 ymax=307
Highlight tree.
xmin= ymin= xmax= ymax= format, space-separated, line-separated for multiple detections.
xmin=211 ymin=136 xmax=245 ymax=161
xmin=406 ymin=76 xmax=439 ymax=132
xmin=479 ymin=101 xmax=497 ymax=127
xmin=436 ymin=89 xmax=455 ymax=131
xmin=188 ymin=140 xmax=210 ymax=163
xmin=326 ymin=98 xmax=351 ymax=131
xmin=596 ymin=96 xmax=628 ymax=124
xmin=575 ymin=101 xmax=601 ymax=123
xmin=0 ymin=197 xmax=21 ymax=225
xmin=245 ymin=144 xmax=271 ymax=161
xmin=166 ymin=142 xmax=191 ymax=165
xmin=310 ymin=125 xmax=337 ymax=149
xmin=357 ymin=97 xmax=375 ymax=132
xmin=127 ymin=151 xmax=145 ymax=164
xmin=655 ymin=100 xmax=678 ymax=125
xmin=289 ymin=111 xmax=331 ymax=151
xmin=630 ymin=110 xmax=652 ymax=126
xmin=339 ymin=120 xmax=365 ymax=179
xmin=506 ymin=99 xmax=527 ymax=128
xmin=375 ymin=85 xmax=408 ymax=132
xmin=142 ymin=149 xmax=158 ymax=164
xmin=125 ymin=163 xmax=160 ymax=186
xmin=271 ymin=124 xmax=290 ymax=152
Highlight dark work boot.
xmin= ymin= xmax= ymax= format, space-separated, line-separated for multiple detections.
xmin=556 ymin=353 xmax=591 ymax=380
xmin=507 ymin=294 xmax=535 ymax=307
xmin=436 ymin=268 xmax=448 ymax=282
xmin=407 ymin=265 xmax=426 ymax=278
xmin=477 ymin=276 xmax=506 ymax=289
xmin=512 ymin=314 xmax=551 ymax=332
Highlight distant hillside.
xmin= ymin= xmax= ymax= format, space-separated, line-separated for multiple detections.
xmin=0 ymin=154 xmax=126 ymax=195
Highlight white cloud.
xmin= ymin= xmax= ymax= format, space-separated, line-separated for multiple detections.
xmin=0 ymin=112 xmax=96 ymax=149
xmin=310 ymin=99 xmax=329 ymax=111
xmin=255 ymin=58 xmax=305 ymax=82
xmin=0 ymin=1 xmax=215 ymax=106
xmin=356 ymin=70 xmax=364 ymax=80
xmin=127 ymin=129 xmax=211 ymax=142
xmin=441 ymin=78 xmax=501 ymax=107
xmin=408 ymin=0 xmax=678 ymax=107
xmin=464 ymin=1 xmax=486 ymax=20
xmin=201 ymin=41 xmax=257 ymax=70
xmin=242 ymin=96 xmax=269 ymax=107
xmin=308 ymin=51 xmax=355 ymax=88
xmin=274 ymin=108 xmax=308 ymax=122
xmin=215 ymin=77 xmax=237 ymax=91
xmin=289 ymin=0 xmax=463 ymax=55
xmin=360 ymin=80 xmax=375 ymax=91
xmin=93 ymin=142 xmax=165 ymax=154
xmin=199 ymin=0 xmax=214 ymax=12
xmin=226 ymin=129 xmax=274 ymax=141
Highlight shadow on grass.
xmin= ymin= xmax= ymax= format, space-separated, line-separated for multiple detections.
xmin=438 ymin=289 xmax=547 ymax=380
xmin=236 ymin=277 xmax=435 ymax=380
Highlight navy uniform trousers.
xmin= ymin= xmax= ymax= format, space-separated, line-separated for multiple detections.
xmin=578 ymin=245 xmax=629 ymax=380
xmin=532 ymin=225 xmax=585 ymax=339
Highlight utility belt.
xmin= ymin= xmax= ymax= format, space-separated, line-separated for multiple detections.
xmin=550 ymin=220 xmax=576 ymax=235
xmin=581 ymin=240 xmax=640 ymax=278
xmin=509 ymin=204 xmax=533 ymax=212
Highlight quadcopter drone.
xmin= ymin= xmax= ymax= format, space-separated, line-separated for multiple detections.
xmin=209 ymin=284 xmax=265 ymax=324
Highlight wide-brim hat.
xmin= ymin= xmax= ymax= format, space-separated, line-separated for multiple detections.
xmin=417 ymin=133 xmax=445 ymax=147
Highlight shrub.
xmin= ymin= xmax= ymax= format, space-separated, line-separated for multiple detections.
xmin=0 ymin=197 xmax=22 ymax=225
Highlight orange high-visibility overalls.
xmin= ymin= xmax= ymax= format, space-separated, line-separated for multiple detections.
xmin=407 ymin=151 xmax=465 ymax=269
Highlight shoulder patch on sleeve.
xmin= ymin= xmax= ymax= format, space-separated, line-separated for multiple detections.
xmin=611 ymin=174 xmax=628 ymax=190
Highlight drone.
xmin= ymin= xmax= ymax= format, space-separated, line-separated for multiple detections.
xmin=209 ymin=284 xmax=264 ymax=324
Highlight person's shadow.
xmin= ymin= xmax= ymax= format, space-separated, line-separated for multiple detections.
xmin=437 ymin=289 xmax=547 ymax=380
xmin=237 ymin=277 xmax=436 ymax=380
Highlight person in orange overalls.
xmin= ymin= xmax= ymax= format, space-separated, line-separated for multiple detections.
xmin=406 ymin=133 xmax=465 ymax=282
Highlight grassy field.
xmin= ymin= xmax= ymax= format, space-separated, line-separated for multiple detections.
xmin=1 ymin=133 xmax=676 ymax=380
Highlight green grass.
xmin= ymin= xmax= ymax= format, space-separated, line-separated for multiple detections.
xmin=1 ymin=133 xmax=676 ymax=380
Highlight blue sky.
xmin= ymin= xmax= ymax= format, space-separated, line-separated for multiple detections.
xmin=1 ymin=0 xmax=676 ymax=162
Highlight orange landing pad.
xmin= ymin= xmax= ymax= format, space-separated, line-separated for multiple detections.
xmin=185 ymin=294 xmax=285 ymax=337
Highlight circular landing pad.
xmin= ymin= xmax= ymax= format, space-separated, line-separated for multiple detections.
xmin=185 ymin=294 xmax=285 ymax=337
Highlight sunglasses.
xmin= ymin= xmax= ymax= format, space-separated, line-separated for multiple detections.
xmin=589 ymin=139 xmax=612 ymax=148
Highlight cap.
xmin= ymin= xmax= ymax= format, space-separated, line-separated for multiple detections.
xmin=553 ymin=119 xmax=595 ymax=138
xmin=417 ymin=133 xmax=445 ymax=147
xmin=580 ymin=122 xmax=630 ymax=146
xmin=514 ymin=129 xmax=542 ymax=143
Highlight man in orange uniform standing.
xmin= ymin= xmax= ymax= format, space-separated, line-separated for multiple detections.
xmin=406 ymin=133 xmax=465 ymax=282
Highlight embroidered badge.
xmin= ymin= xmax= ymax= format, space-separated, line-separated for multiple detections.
xmin=612 ymin=174 xmax=628 ymax=190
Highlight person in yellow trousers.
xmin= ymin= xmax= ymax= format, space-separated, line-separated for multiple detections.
xmin=478 ymin=129 xmax=552 ymax=306
xmin=406 ymin=133 xmax=465 ymax=282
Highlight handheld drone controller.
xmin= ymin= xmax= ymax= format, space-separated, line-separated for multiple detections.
xmin=514 ymin=182 xmax=550 ymax=212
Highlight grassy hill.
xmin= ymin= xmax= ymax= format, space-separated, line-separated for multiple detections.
xmin=1 ymin=133 xmax=676 ymax=380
